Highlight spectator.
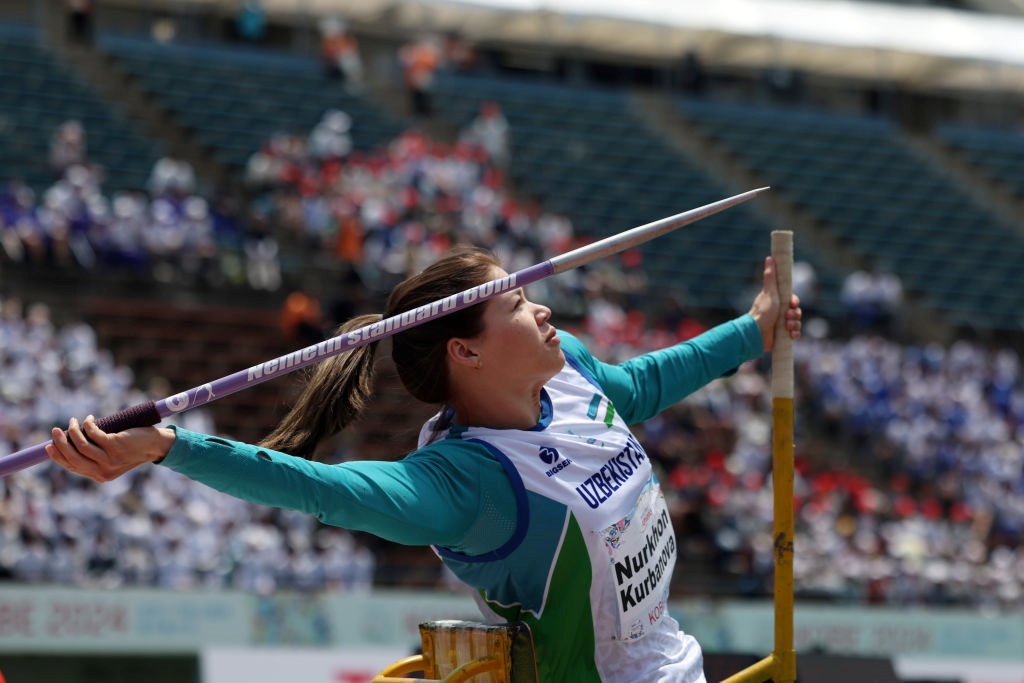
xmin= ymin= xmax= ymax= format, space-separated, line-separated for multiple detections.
xmin=66 ymin=0 xmax=95 ymax=45
xmin=147 ymin=156 xmax=196 ymax=198
xmin=0 ymin=179 xmax=45 ymax=263
xmin=97 ymin=191 xmax=148 ymax=268
xmin=319 ymin=17 xmax=363 ymax=91
xmin=308 ymin=110 xmax=353 ymax=162
xmin=235 ymin=0 xmax=267 ymax=43
xmin=177 ymin=195 xmax=219 ymax=285
xmin=677 ymin=50 xmax=708 ymax=95
xmin=398 ymin=35 xmax=441 ymax=118
xmin=243 ymin=209 xmax=282 ymax=292
xmin=840 ymin=265 xmax=903 ymax=336
xmin=40 ymin=163 xmax=101 ymax=268
xmin=792 ymin=260 xmax=818 ymax=317
xmin=280 ymin=288 xmax=324 ymax=346
xmin=460 ymin=100 xmax=509 ymax=168
xmin=49 ymin=120 xmax=87 ymax=176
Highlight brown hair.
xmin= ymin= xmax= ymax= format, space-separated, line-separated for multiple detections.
xmin=259 ymin=246 xmax=501 ymax=458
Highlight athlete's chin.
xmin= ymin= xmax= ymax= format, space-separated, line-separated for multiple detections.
xmin=552 ymin=349 xmax=566 ymax=371
xmin=540 ymin=350 xmax=565 ymax=380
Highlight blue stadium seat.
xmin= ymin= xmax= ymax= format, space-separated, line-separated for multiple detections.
xmin=0 ymin=24 xmax=162 ymax=194
xmin=937 ymin=122 xmax=1024 ymax=200
xmin=99 ymin=34 xmax=404 ymax=167
xmin=678 ymin=97 xmax=1024 ymax=331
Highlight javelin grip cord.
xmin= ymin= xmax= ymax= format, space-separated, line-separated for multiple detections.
xmin=0 ymin=187 xmax=768 ymax=477
xmin=94 ymin=401 xmax=162 ymax=433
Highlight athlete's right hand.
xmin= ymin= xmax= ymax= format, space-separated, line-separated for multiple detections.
xmin=46 ymin=415 xmax=176 ymax=483
xmin=748 ymin=255 xmax=802 ymax=352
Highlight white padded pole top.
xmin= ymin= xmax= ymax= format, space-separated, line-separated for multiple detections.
xmin=771 ymin=230 xmax=794 ymax=400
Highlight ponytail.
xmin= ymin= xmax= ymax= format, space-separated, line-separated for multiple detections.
xmin=261 ymin=246 xmax=503 ymax=459
xmin=258 ymin=313 xmax=382 ymax=459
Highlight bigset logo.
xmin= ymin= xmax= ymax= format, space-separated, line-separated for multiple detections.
xmin=540 ymin=446 xmax=572 ymax=477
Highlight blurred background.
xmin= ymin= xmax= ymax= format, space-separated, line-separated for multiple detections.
xmin=0 ymin=0 xmax=1023 ymax=681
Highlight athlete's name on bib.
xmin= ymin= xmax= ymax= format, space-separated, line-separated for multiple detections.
xmin=614 ymin=508 xmax=675 ymax=611
xmin=574 ymin=435 xmax=647 ymax=509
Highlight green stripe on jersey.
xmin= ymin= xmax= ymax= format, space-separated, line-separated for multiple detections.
xmin=485 ymin=514 xmax=601 ymax=682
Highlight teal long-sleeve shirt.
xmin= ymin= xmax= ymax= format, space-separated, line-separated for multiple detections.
xmin=161 ymin=315 xmax=764 ymax=555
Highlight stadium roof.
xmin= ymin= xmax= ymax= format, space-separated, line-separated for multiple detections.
xmin=261 ymin=0 xmax=1024 ymax=93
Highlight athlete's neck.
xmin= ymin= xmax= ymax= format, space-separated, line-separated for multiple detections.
xmin=452 ymin=385 xmax=544 ymax=430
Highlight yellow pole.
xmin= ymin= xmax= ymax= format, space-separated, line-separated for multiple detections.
xmin=770 ymin=230 xmax=796 ymax=683
xmin=717 ymin=232 xmax=797 ymax=683
xmin=719 ymin=654 xmax=775 ymax=683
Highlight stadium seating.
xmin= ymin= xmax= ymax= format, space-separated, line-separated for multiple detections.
xmin=0 ymin=24 xmax=162 ymax=194
xmin=937 ymin=121 xmax=1024 ymax=200
xmin=83 ymin=296 xmax=295 ymax=446
xmin=431 ymin=71 xmax=846 ymax=316
xmin=98 ymin=34 xmax=404 ymax=168
xmin=677 ymin=98 xmax=1024 ymax=331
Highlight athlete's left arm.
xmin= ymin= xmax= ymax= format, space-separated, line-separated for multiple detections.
xmin=558 ymin=316 xmax=764 ymax=424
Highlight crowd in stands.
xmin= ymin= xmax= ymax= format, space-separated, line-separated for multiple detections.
xmin=642 ymin=327 xmax=1024 ymax=609
xmin=2 ymin=78 xmax=1023 ymax=611
xmin=241 ymin=100 xmax=579 ymax=320
xmin=2 ymin=118 xmax=251 ymax=288
xmin=0 ymin=294 xmax=375 ymax=593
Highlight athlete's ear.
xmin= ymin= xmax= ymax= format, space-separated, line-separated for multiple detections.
xmin=447 ymin=338 xmax=480 ymax=369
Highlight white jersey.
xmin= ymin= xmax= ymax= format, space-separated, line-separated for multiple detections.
xmin=419 ymin=351 xmax=706 ymax=683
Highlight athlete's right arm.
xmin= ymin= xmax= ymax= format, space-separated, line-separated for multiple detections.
xmin=161 ymin=426 xmax=518 ymax=552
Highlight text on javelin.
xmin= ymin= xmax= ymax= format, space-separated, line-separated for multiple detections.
xmin=246 ymin=273 xmax=518 ymax=381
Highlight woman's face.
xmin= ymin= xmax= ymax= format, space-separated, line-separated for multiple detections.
xmin=473 ymin=267 xmax=565 ymax=386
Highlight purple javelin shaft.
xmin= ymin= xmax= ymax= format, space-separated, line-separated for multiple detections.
xmin=0 ymin=187 xmax=767 ymax=476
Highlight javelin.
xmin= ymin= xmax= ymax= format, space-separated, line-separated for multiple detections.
xmin=0 ymin=187 xmax=768 ymax=477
